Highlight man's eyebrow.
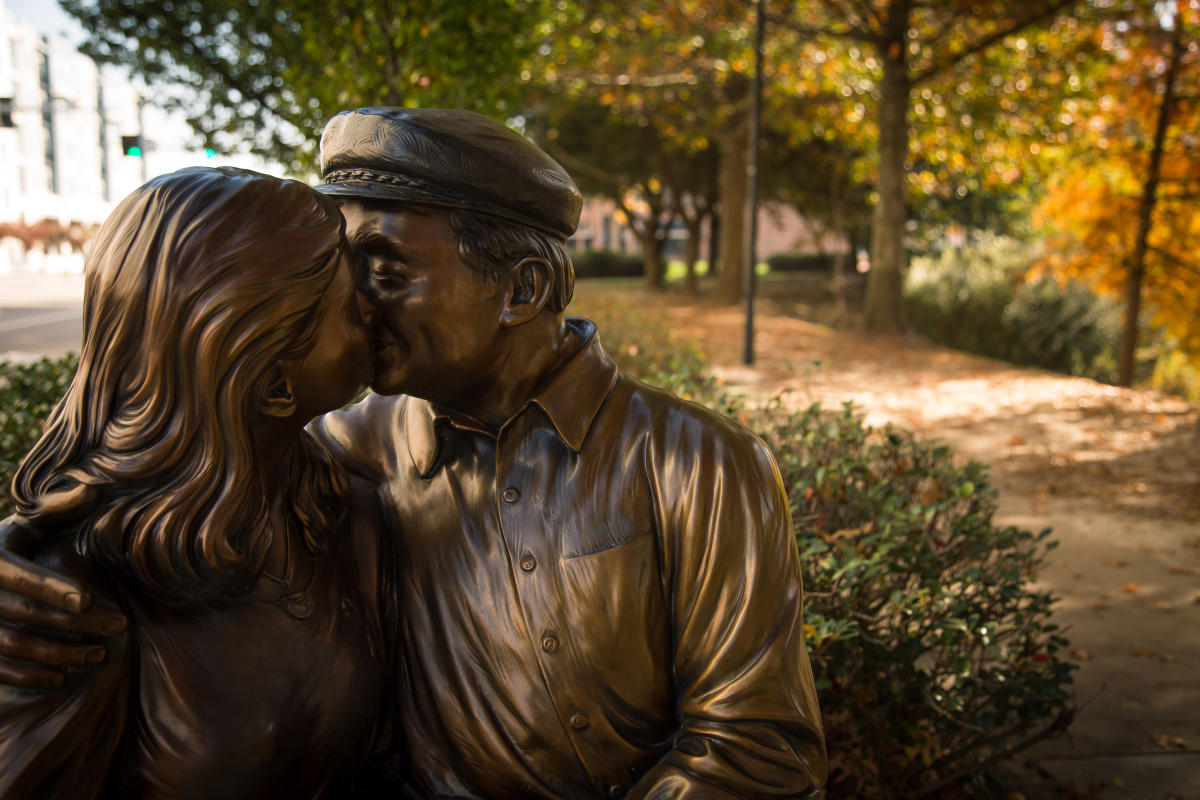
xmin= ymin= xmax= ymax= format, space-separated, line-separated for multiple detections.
xmin=349 ymin=230 xmax=407 ymax=257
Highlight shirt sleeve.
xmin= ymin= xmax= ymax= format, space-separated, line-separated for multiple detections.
xmin=308 ymin=393 xmax=407 ymax=483
xmin=627 ymin=423 xmax=827 ymax=799
xmin=0 ymin=536 xmax=135 ymax=800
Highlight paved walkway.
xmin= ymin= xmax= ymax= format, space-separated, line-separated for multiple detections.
xmin=0 ymin=273 xmax=84 ymax=362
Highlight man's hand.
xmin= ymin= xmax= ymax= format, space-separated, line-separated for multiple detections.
xmin=0 ymin=517 xmax=127 ymax=689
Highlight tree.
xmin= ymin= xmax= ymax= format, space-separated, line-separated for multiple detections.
xmin=1036 ymin=0 xmax=1200 ymax=384
xmin=537 ymin=101 xmax=684 ymax=287
xmin=540 ymin=0 xmax=798 ymax=302
xmin=61 ymin=0 xmax=549 ymax=171
xmin=782 ymin=0 xmax=1077 ymax=333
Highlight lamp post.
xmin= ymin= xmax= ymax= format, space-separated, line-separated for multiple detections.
xmin=743 ymin=0 xmax=766 ymax=366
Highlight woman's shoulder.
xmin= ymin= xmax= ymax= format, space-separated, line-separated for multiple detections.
xmin=0 ymin=515 xmax=126 ymax=616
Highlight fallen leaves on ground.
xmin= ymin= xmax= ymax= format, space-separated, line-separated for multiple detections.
xmin=1151 ymin=733 xmax=1189 ymax=749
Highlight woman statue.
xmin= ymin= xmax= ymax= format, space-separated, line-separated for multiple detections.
xmin=0 ymin=167 xmax=393 ymax=799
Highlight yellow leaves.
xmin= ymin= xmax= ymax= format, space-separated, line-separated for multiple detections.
xmin=1151 ymin=733 xmax=1189 ymax=749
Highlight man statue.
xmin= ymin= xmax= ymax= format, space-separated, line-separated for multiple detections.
xmin=0 ymin=107 xmax=826 ymax=799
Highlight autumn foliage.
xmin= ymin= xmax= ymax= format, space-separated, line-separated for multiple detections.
xmin=1035 ymin=2 xmax=1200 ymax=377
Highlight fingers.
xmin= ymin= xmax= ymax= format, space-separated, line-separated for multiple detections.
xmin=0 ymin=658 xmax=68 ymax=690
xmin=0 ymin=627 xmax=106 ymax=669
xmin=0 ymin=550 xmax=91 ymax=613
xmin=0 ymin=591 xmax=126 ymax=637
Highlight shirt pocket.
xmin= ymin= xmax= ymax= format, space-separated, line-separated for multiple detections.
xmin=557 ymin=532 xmax=672 ymax=706
xmin=560 ymin=520 xmax=649 ymax=559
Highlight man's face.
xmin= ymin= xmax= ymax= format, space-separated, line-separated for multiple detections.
xmin=339 ymin=200 xmax=507 ymax=405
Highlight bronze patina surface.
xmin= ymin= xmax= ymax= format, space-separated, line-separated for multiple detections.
xmin=0 ymin=109 xmax=826 ymax=799
xmin=0 ymin=168 xmax=391 ymax=799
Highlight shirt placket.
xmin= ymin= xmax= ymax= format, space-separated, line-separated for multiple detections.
xmin=494 ymin=413 xmax=615 ymax=797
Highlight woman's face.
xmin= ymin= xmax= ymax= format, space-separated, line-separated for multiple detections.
xmin=288 ymin=249 xmax=377 ymax=419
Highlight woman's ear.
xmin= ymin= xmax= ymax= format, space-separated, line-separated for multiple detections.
xmin=499 ymin=257 xmax=554 ymax=327
xmin=259 ymin=364 xmax=297 ymax=418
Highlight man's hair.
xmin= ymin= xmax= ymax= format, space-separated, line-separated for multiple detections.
xmin=446 ymin=209 xmax=575 ymax=313
xmin=13 ymin=167 xmax=350 ymax=603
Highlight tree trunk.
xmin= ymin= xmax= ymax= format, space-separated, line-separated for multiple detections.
xmin=864 ymin=2 xmax=911 ymax=334
xmin=1118 ymin=24 xmax=1182 ymax=386
xmin=717 ymin=120 xmax=749 ymax=304
xmin=641 ymin=228 xmax=664 ymax=289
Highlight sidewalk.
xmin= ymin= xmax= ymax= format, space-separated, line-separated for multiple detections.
xmin=0 ymin=273 xmax=85 ymax=362
xmin=0 ymin=272 xmax=86 ymax=308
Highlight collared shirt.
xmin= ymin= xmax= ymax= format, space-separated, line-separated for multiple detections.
xmin=312 ymin=318 xmax=826 ymax=800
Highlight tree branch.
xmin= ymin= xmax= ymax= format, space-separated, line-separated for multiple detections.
xmin=542 ymin=142 xmax=633 ymax=188
xmin=910 ymin=1 xmax=1076 ymax=86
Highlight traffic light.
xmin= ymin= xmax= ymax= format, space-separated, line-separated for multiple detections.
xmin=121 ymin=135 xmax=143 ymax=157
xmin=204 ymin=148 xmax=216 ymax=159
xmin=0 ymin=98 xmax=13 ymax=128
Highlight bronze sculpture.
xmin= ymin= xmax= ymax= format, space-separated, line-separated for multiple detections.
xmin=0 ymin=167 xmax=392 ymax=799
xmin=0 ymin=108 xmax=827 ymax=798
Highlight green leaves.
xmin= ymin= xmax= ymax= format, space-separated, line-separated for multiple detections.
xmin=0 ymin=355 xmax=78 ymax=517
xmin=62 ymin=0 xmax=550 ymax=172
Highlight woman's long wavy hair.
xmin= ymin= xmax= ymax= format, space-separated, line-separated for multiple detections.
xmin=13 ymin=167 xmax=351 ymax=603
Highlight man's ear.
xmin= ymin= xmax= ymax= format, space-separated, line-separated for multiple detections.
xmin=259 ymin=364 xmax=297 ymax=418
xmin=499 ymin=257 xmax=553 ymax=327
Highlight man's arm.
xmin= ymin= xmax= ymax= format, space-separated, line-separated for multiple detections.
xmin=0 ymin=534 xmax=134 ymax=799
xmin=0 ymin=519 xmax=128 ymax=687
xmin=628 ymin=426 xmax=827 ymax=799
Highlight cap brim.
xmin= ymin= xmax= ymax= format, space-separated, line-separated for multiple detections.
xmin=314 ymin=180 xmax=572 ymax=240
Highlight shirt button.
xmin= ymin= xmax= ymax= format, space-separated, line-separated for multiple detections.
xmin=608 ymin=784 xmax=624 ymax=798
xmin=502 ymin=487 xmax=520 ymax=503
xmin=570 ymin=712 xmax=590 ymax=730
xmin=520 ymin=553 xmax=537 ymax=572
xmin=541 ymin=632 xmax=559 ymax=653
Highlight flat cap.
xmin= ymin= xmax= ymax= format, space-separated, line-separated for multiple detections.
xmin=316 ymin=107 xmax=582 ymax=240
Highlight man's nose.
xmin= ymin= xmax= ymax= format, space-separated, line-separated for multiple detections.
xmin=356 ymin=289 xmax=380 ymax=326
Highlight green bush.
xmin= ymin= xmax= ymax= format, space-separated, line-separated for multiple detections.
xmin=0 ymin=355 xmax=78 ymax=517
xmin=587 ymin=302 xmax=1074 ymax=798
xmin=757 ymin=401 xmax=1073 ymax=797
xmin=904 ymin=234 xmax=1125 ymax=381
xmin=571 ymin=249 xmax=643 ymax=279
xmin=766 ymin=252 xmax=838 ymax=273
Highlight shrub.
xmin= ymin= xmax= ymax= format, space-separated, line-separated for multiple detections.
xmin=0 ymin=354 xmax=77 ymax=517
xmin=767 ymin=252 xmax=838 ymax=273
xmin=587 ymin=303 xmax=1075 ymax=797
xmin=904 ymin=235 xmax=1126 ymax=378
xmin=571 ymin=249 xmax=643 ymax=279
xmin=757 ymin=401 xmax=1074 ymax=798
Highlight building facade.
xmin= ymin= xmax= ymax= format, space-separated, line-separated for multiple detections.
xmin=0 ymin=0 xmax=143 ymax=274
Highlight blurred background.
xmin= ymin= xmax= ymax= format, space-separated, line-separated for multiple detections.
xmin=0 ymin=0 xmax=1197 ymax=399
xmin=0 ymin=3 xmax=1198 ymax=798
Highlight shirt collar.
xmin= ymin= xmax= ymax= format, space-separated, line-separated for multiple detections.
xmin=406 ymin=318 xmax=618 ymax=477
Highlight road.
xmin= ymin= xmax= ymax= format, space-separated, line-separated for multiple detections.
xmin=0 ymin=274 xmax=84 ymax=362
